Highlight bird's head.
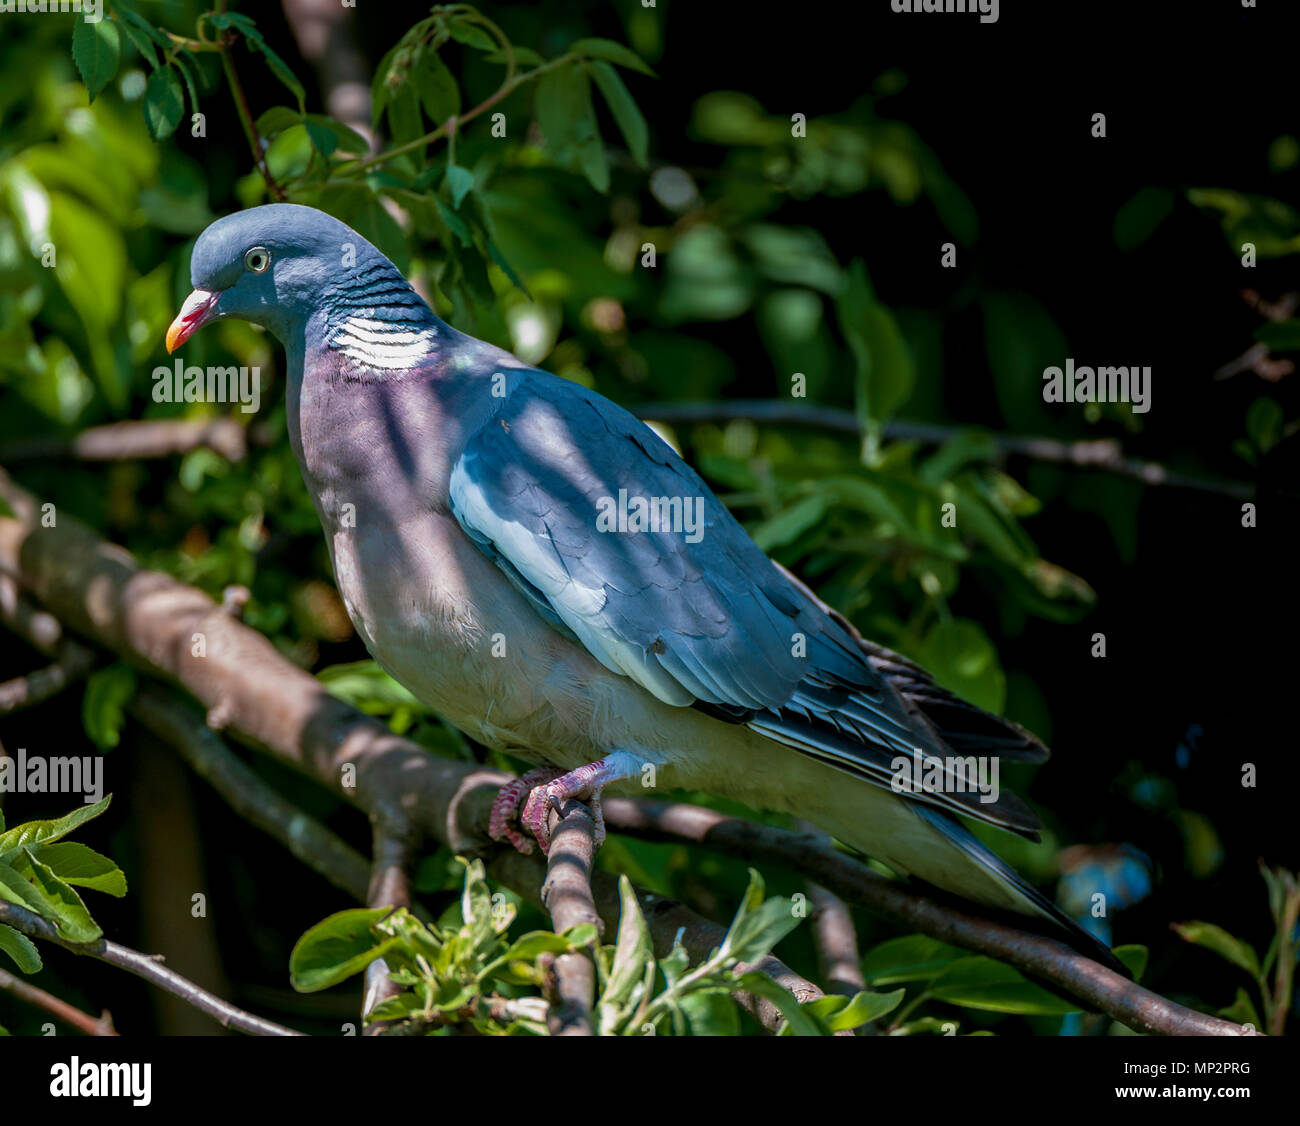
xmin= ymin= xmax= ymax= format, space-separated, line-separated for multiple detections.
xmin=165 ymin=203 xmax=398 ymax=352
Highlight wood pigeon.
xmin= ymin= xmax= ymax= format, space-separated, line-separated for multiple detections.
xmin=167 ymin=204 xmax=1124 ymax=972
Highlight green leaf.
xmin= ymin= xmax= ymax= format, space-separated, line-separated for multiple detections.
xmin=1253 ymin=320 xmax=1300 ymax=352
xmin=910 ymin=618 xmax=1006 ymax=715
xmin=9 ymin=850 xmax=102 ymax=943
xmin=721 ymin=871 xmax=801 ymax=964
xmin=413 ymin=50 xmax=461 ymax=123
xmin=253 ymin=39 xmax=307 ymax=111
xmin=929 ymin=957 xmax=1082 ymax=1015
xmin=72 ymin=18 xmax=120 ymax=102
xmin=173 ymin=52 xmax=202 ymax=118
xmin=0 ymin=923 xmax=42 ymax=973
xmin=459 ymin=858 xmax=496 ymax=954
xmin=1114 ymin=944 xmax=1148 ymax=982
xmin=838 ymin=260 xmax=915 ymax=431
xmin=0 ymin=797 xmax=112 ymax=860
xmin=1113 ymin=187 xmax=1175 ymax=252
xmin=1172 ymin=922 xmax=1261 ymax=978
xmin=750 ymin=494 xmax=827 ymax=552
xmin=210 ymin=13 xmax=306 ymax=110
xmin=290 ymin=908 xmax=397 ymax=992
xmin=734 ymin=972 xmax=823 ymax=1035
xmin=445 ymin=163 xmax=474 ymax=209
xmin=1218 ymin=987 xmax=1263 ymax=1031
xmin=29 ymin=842 xmax=126 ymax=897
xmin=370 ymin=43 xmax=402 ymax=127
xmin=484 ymin=46 xmax=545 ymax=67
xmin=498 ymin=931 xmax=572 ymax=964
xmin=1245 ymin=397 xmax=1284 ymax=453
xmin=317 ymin=660 xmax=425 ymax=713
xmin=386 ymin=84 xmax=426 ymax=157
xmin=536 ymin=67 xmax=609 ymax=193
xmin=588 ymin=61 xmax=648 ymax=167
xmin=142 ymin=66 xmax=185 ymax=140
xmin=365 ymin=993 xmax=426 ymax=1022
xmin=569 ymin=37 xmax=656 ymax=77
xmin=446 ymin=20 xmax=497 ymax=52
xmin=257 ymin=106 xmax=303 ymax=140
xmin=115 ymin=11 xmax=161 ymax=67
xmin=862 ymin=934 xmax=966 ymax=985
xmin=680 ymin=988 xmax=741 ymax=1036
xmin=82 ymin=664 xmax=138 ymax=751
xmin=827 ymin=988 xmax=905 ymax=1030
xmin=563 ymin=922 xmax=599 ymax=948
xmin=601 ymin=875 xmax=654 ymax=1026
xmin=823 ymin=476 xmax=918 ymax=539
xmin=434 ymin=197 xmax=472 ymax=246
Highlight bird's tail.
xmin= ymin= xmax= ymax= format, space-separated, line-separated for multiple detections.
xmin=807 ymin=778 xmax=1128 ymax=975
xmin=901 ymin=802 xmax=1129 ymax=976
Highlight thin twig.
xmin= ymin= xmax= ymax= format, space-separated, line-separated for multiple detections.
xmin=0 ymin=418 xmax=255 ymax=463
xmin=0 ymin=968 xmax=118 ymax=1036
xmin=126 ymin=683 xmax=372 ymax=901
xmin=0 ymin=902 xmax=302 ymax=1036
xmin=362 ymin=824 xmax=417 ymax=1035
xmin=0 ymin=645 xmax=95 ymax=715
xmin=212 ymin=13 xmax=286 ymax=201
xmin=633 ymin=400 xmax=1257 ymax=500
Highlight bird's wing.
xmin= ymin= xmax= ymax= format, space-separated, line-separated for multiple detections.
xmin=449 ymin=369 xmax=1040 ymax=834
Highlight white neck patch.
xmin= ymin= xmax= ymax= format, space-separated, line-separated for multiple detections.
xmin=329 ymin=316 xmax=435 ymax=371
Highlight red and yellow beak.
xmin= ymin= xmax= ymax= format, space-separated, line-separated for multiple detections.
xmin=165 ymin=289 xmax=221 ymax=353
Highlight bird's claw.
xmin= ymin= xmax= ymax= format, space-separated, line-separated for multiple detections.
xmin=488 ymin=767 xmax=564 ymax=855
xmin=489 ymin=761 xmax=612 ymax=856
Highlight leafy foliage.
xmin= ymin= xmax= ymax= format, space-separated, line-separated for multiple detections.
xmin=0 ymin=797 xmax=126 ymax=967
xmin=291 ymin=860 xmax=896 ymax=1035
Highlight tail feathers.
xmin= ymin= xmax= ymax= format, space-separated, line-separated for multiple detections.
xmin=910 ymin=805 xmax=1131 ymax=977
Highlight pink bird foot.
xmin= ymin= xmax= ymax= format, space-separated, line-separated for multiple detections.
xmin=491 ymin=759 xmax=630 ymax=856
xmin=489 ymin=766 xmax=565 ymax=854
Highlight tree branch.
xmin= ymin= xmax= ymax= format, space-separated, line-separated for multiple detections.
xmin=540 ymin=800 xmax=601 ymax=1035
xmin=633 ymin=400 xmax=1257 ymax=500
xmin=0 ymin=901 xmax=301 ymax=1036
xmin=0 ymin=418 xmax=255 ymax=464
xmin=600 ymin=798 xmax=1256 ymax=1037
xmin=0 ymin=968 xmax=117 ymax=1036
xmin=362 ymin=823 xmax=417 ymax=1035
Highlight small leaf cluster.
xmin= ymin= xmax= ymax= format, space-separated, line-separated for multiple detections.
xmin=0 ymin=797 xmax=126 ymax=973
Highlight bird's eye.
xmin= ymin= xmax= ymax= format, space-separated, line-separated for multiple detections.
xmin=244 ymin=247 xmax=271 ymax=273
